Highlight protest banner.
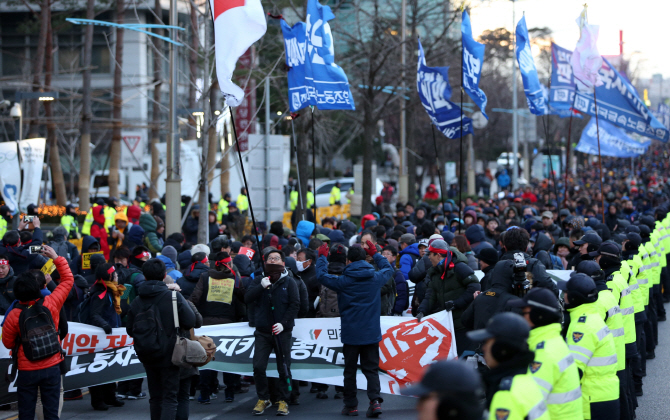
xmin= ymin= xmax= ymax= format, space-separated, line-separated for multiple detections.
xmin=81 ymin=251 xmax=104 ymax=270
xmin=0 ymin=311 xmax=457 ymax=404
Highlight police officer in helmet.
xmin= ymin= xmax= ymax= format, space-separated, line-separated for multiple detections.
xmin=467 ymin=312 xmax=549 ymax=420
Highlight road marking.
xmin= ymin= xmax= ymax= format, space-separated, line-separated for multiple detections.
xmin=200 ymin=395 xmax=255 ymax=420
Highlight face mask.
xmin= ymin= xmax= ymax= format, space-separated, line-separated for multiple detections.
xmin=437 ymin=224 xmax=445 ymax=231
xmin=296 ymin=260 xmax=308 ymax=272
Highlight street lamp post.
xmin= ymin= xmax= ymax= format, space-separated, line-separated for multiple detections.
xmin=11 ymin=91 xmax=58 ymax=141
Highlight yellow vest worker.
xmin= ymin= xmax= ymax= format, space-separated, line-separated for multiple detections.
xmin=237 ymin=192 xmax=249 ymax=213
xmin=562 ymin=274 xmax=619 ymax=420
xmin=103 ymin=205 xmax=116 ymax=230
xmin=306 ymin=191 xmax=314 ymax=209
xmin=508 ymin=288 xmax=583 ymax=420
xmin=0 ymin=217 xmax=6 ymax=241
xmin=466 ymin=312 xmax=550 ymax=420
xmin=81 ymin=207 xmax=95 ymax=235
xmin=217 ymin=194 xmax=230 ymax=223
xmin=289 ymin=190 xmax=298 ymax=211
xmin=329 ymin=183 xmax=341 ymax=205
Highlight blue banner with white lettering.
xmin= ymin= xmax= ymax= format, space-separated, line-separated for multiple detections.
xmin=550 ymin=43 xmax=668 ymax=142
xmin=417 ymin=39 xmax=473 ymax=139
xmin=515 ymin=17 xmax=547 ymax=116
xmin=461 ymin=11 xmax=488 ymax=119
xmin=280 ymin=0 xmax=355 ymax=112
xmin=653 ymin=103 xmax=670 ymax=130
xmin=576 ymin=118 xmax=650 ymax=158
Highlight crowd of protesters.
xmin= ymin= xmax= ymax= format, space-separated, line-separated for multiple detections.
xmin=2 ymin=144 xmax=670 ymax=420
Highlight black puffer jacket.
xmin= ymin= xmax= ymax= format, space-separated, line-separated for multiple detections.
xmin=0 ymin=267 xmax=15 ymax=315
xmin=245 ymin=269 xmax=300 ymax=334
xmin=178 ymin=261 xmax=209 ymax=300
xmin=190 ymin=268 xmax=244 ymax=325
xmin=126 ymin=280 xmax=195 ymax=367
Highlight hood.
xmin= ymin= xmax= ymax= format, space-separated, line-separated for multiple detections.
xmin=464 ymin=209 xmax=477 ymax=221
xmin=342 ymin=260 xmax=376 ymax=279
xmin=139 ymin=213 xmax=157 ymax=233
xmin=52 ymin=226 xmax=68 ymax=242
xmin=340 ymin=220 xmax=357 ymax=239
xmin=157 ymin=255 xmax=176 ymax=270
xmin=126 ymin=205 xmax=142 ymax=223
xmin=114 ymin=212 xmax=129 ymax=223
xmin=505 ymin=206 xmax=519 ymax=218
xmin=81 ymin=235 xmax=100 ymax=253
xmin=92 ymin=205 xmax=106 ymax=225
xmin=233 ymin=254 xmax=254 ymax=277
xmin=490 ymin=259 xmax=515 ymax=290
xmin=533 ymin=233 xmax=553 ymax=253
xmin=327 ymin=229 xmax=346 ymax=245
xmin=465 ymin=225 xmax=486 ymax=244
xmin=137 ymin=279 xmax=170 ymax=298
xmin=262 ymin=234 xmax=280 ymax=250
xmin=296 ymin=220 xmax=316 ymax=246
xmin=0 ymin=267 xmax=15 ymax=284
xmin=73 ymin=275 xmax=89 ymax=290
xmin=399 ymin=243 xmax=420 ymax=257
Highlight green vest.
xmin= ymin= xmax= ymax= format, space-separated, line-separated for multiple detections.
xmin=60 ymin=214 xmax=78 ymax=236
xmin=622 ymin=257 xmax=644 ymax=313
xmin=597 ymin=289 xmax=625 ymax=371
xmin=237 ymin=194 xmax=249 ymax=212
xmin=329 ymin=186 xmax=341 ymax=205
xmin=567 ymin=302 xmax=619 ymax=416
xmin=609 ymin=270 xmax=636 ymax=345
xmin=488 ymin=373 xmax=549 ymax=420
xmin=103 ymin=206 xmax=116 ymax=230
xmin=637 ymin=244 xmax=653 ymax=306
xmin=306 ymin=191 xmax=314 ymax=209
xmin=0 ymin=218 xmax=6 ymax=240
xmin=290 ymin=190 xmax=298 ymax=211
xmin=528 ymin=324 xmax=583 ymax=420
xmin=82 ymin=208 xmax=94 ymax=235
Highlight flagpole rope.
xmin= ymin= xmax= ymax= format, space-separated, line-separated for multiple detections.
xmin=431 ymin=124 xmax=447 ymax=215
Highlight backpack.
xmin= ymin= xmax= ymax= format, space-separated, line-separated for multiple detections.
xmin=549 ymin=254 xmax=564 ymax=270
xmin=131 ymin=292 xmax=171 ymax=363
xmin=16 ymin=299 xmax=62 ymax=362
xmin=76 ymin=290 xmax=95 ymax=324
xmin=50 ymin=240 xmax=71 ymax=262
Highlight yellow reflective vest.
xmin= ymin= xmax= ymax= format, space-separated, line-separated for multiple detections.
xmin=608 ymin=269 xmax=636 ymax=345
xmin=488 ymin=373 xmax=550 ymax=420
xmin=306 ymin=191 xmax=314 ymax=209
xmin=329 ymin=186 xmax=341 ymax=205
xmin=597 ymin=289 xmax=625 ymax=371
xmin=0 ymin=218 xmax=6 ymax=240
xmin=290 ymin=190 xmax=298 ymax=211
xmin=567 ymin=302 xmax=619 ymax=419
xmin=103 ymin=206 xmax=116 ymax=230
xmin=217 ymin=198 xmax=229 ymax=223
xmin=237 ymin=194 xmax=249 ymax=212
xmin=528 ymin=323 xmax=583 ymax=420
xmin=82 ymin=208 xmax=95 ymax=235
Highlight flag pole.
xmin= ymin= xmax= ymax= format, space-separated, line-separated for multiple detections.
xmin=563 ymin=112 xmax=573 ymax=208
xmin=458 ymin=8 xmax=465 ymax=227
xmin=290 ymin=117 xmax=306 ymax=221
xmin=540 ymin=115 xmax=559 ymax=202
xmin=311 ymin=107 xmax=317 ymax=217
xmin=592 ymin=91 xmax=605 ymax=220
xmin=431 ymin=124 xmax=447 ymax=214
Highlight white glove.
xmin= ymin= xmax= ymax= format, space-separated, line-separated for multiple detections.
xmin=272 ymin=323 xmax=284 ymax=335
xmin=313 ymin=296 xmax=320 ymax=310
xmin=261 ymin=277 xmax=271 ymax=288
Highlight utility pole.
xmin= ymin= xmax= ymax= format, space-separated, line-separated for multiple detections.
xmin=398 ymin=0 xmax=408 ymax=203
xmin=165 ymin=0 xmax=181 ymax=235
xmin=511 ymin=0 xmax=519 ymax=190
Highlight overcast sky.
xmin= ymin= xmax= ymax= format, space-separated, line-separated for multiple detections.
xmin=469 ymin=0 xmax=667 ymax=80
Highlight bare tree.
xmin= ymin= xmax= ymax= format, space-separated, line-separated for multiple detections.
xmin=25 ymin=0 xmax=49 ymax=139
xmin=108 ymin=0 xmax=125 ymax=200
xmin=78 ymin=0 xmax=95 ymax=212
xmin=149 ymin=0 xmax=163 ymax=201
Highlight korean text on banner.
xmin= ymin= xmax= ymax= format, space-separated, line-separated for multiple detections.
xmin=18 ymin=138 xmax=46 ymax=212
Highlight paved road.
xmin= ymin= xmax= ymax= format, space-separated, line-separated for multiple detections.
xmin=636 ymin=301 xmax=670 ymax=420
xmin=0 ymin=382 xmax=416 ymax=420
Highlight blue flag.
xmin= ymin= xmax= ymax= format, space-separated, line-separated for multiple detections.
xmin=550 ymin=43 xmax=668 ymax=142
xmin=515 ymin=17 xmax=547 ymax=116
xmin=417 ymin=39 xmax=473 ymax=139
xmin=653 ymin=103 xmax=670 ymax=130
xmin=280 ymin=0 xmax=355 ymax=112
xmin=461 ymin=11 xmax=488 ymax=119
xmin=576 ymin=118 xmax=650 ymax=157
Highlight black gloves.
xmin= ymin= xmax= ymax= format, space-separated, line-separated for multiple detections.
xmin=444 ymin=301 xmax=455 ymax=311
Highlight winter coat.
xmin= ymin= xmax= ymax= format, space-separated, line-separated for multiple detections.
xmin=156 ymin=255 xmax=183 ymax=282
xmin=543 ymin=223 xmax=562 ymax=242
xmin=183 ymin=215 xmax=199 ymax=245
xmin=245 ymin=269 xmax=300 ymax=334
xmin=533 ymin=234 xmax=563 ymax=271
xmin=163 ymin=237 xmax=183 ymax=253
xmin=0 ymin=267 xmax=15 ymax=315
xmin=317 ymin=263 xmax=344 ymax=318
xmin=126 ymin=280 xmax=196 ymax=367
xmin=1 ymin=257 xmax=73 ymax=371
xmin=465 ymin=225 xmax=495 ymax=255
xmin=299 ymin=264 xmax=320 ymax=317
xmin=327 ymin=230 xmax=346 ymax=246
xmin=0 ymin=228 xmax=47 ymax=275
xmin=416 ymin=254 xmax=480 ymax=329
xmin=392 ymin=269 xmax=409 ymax=315
xmin=380 ymin=276 xmax=396 ymax=316
xmin=479 ymin=265 xmax=495 ymax=292
xmin=497 ymin=170 xmax=511 ymax=189
xmin=315 ymin=253 xmax=394 ymax=345
xmin=233 ymin=254 xmax=254 ymax=277
xmin=140 ymin=213 xmax=163 ymax=254
xmin=87 ymin=282 xmax=122 ymax=331
xmin=464 ymin=252 xmax=479 ymax=270
xmin=90 ymin=206 xmax=110 ymax=260
xmin=63 ymin=275 xmax=89 ymax=322
xmin=69 ymin=235 xmax=100 ymax=278
xmin=49 ymin=230 xmax=79 ymax=263
xmin=398 ymin=243 xmax=421 ymax=280
xmin=296 ymin=220 xmax=316 ymax=246
xmin=190 ymin=268 xmax=244 ymax=325
xmin=178 ymin=250 xmax=192 ymax=269
xmin=209 ymin=222 xmax=220 ymax=242
xmin=499 ymin=250 xmax=559 ymax=296
xmin=178 ymin=261 xmax=209 ymax=300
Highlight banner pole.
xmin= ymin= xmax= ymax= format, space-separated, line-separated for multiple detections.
xmin=231 ymin=110 xmax=291 ymax=392
xmin=459 ymin=28 xmax=464 ymax=227
xmin=592 ymin=91 xmax=605 ymax=221
xmin=311 ymin=108 xmax=317 ymax=217
xmin=290 ymin=117 xmax=305 ymax=221
xmin=540 ymin=115 xmax=559 ymax=202
xmin=431 ymin=124 xmax=446 ymax=214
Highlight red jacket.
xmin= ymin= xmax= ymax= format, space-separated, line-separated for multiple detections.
xmin=90 ymin=206 xmax=110 ymax=260
xmin=2 ymin=257 xmax=74 ymax=371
